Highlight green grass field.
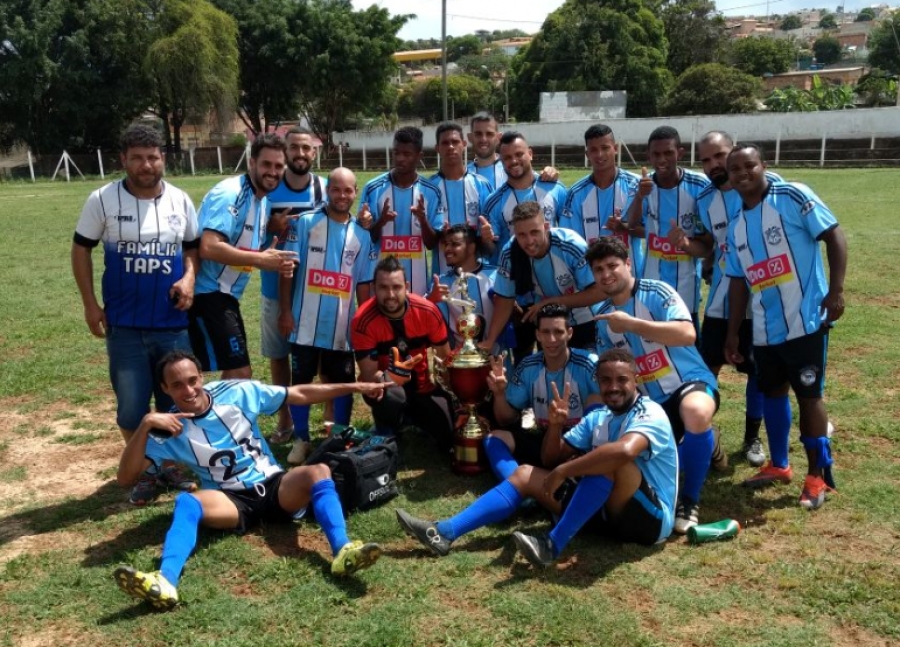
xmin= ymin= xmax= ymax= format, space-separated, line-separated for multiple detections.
xmin=1 ymin=167 xmax=898 ymax=647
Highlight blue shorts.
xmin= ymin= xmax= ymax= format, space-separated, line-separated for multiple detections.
xmin=260 ymin=296 xmax=290 ymax=360
xmin=106 ymin=326 xmax=192 ymax=431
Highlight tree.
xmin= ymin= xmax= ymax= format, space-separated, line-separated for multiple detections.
xmin=509 ymin=0 xmax=671 ymax=120
xmin=819 ymin=13 xmax=838 ymax=29
xmin=856 ymin=8 xmax=876 ymax=22
xmin=661 ymin=0 xmax=729 ymax=77
xmin=447 ymin=34 xmax=483 ymax=62
xmin=813 ymin=35 xmax=843 ymax=65
xmin=765 ymin=86 xmax=817 ymax=111
xmin=0 ymin=0 xmax=152 ymax=154
xmin=780 ymin=14 xmax=803 ymax=30
xmin=456 ymin=48 xmax=510 ymax=78
xmin=765 ymin=75 xmax=857 ymax=111
xmin=145 ymin=0 xmax=239 ymax=153
xmin=867 ymin=12 xmax=900 ymax=74
xmin=398 ymin=75 xmax=493 ymax=123
xmin=661 ymin=63 xmax=761 ymax=115
xmin=730 ymin=36 xmax=798 ymax=76
xmin=855 ymin=69 xmax=898 ymax=106
xmin=296 ymin=1 xmax=407 ymax=147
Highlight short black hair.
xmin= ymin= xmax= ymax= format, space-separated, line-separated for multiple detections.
xmin=584 ymin=124 xmax=614 ymax=143
xmin=441 ymin=223 xmax=477 ymax=244
xmin=120 ymin=124 xmax=164 ymax=154
xmin=394 ymin=126 xmax=424 ymax=152
xmin=585 ymin=236 xmax=629 ymax=265
xmin=470 ymin=111 xmax=497 ymax=128
xmin=251 ymin=132 xmax=287 ymax=158
xmin=286 ymin=126 xmax=314 ymax=138
xmin=435 ymin=122 xmax=464 ymax=143
xmin=498 ymin=130 xmax=526 ymax=148
xmin=156 ymin=350 xmax=203 ymax=386
xmin=727 ymin=142 xmax=766 ymax=164
xmin=535 ymin=303 xmax=570 ymax=328
xmin=648 ymin=125 xmax=681 ymax=148
xmin=374 ymin=255 xmax=406 ymax=280
xmin=597 ymin=348 xmax=638 ymax=374
xmin=511 ymin=200 xmax=543 ymax=223
xmin=699 ymin=130 xmax=733 ymax=148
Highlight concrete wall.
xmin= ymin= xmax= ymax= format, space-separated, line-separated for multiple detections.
xmin=539 ymin=91 xmax=627 ymax=122
xmin=332 ymin=106 xmax=900 ymax=150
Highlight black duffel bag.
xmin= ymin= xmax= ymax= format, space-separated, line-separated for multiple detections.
xmin=306 ymin=433 xmax=399 ymax=514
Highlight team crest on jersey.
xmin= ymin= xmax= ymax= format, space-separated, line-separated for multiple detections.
xmin=466 ymin=200 xmax=479 ymax=220
xmin=543 ymin=203 xmax=554 ymax=222
xmin=557 ymin=273 xmax=573 ymax=287
xmin=680 ymin=213 xmax=695 ymax=230
xmin=663 ymin=295 xmax=679 ymax=308
xmin=765 ymin=226 xmax=783 ymax=246
xmin=343 ymin=249 xmax=358 ymax=266
xmin=799 ymin=365 xmax=818 ymax=387
xmin=167 ymin=214 xmax=184 ymax=233
xmin=568 ymin=392 xmax=580 ymax=410
xmin=800 ymin=200 xmax=816 ymax=216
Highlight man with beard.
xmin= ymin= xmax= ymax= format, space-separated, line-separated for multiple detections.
xmin=395 ymin=349 xmax=677 ymax=567
xmin=261 ymin=127 xmax=327 ymax=442
xmin=560 ymin=124 xmax=644 ymax=276
xmin=724 ymin=144 xmax=847 ymax=510
xmin=72 ymin=124 xmax=200 ymax=505
xmin=189 ymin=133 xmax=297 ymax=380
xmin=587 ymin=237 xmax=719 ymax=534
xmin=466 ymin=112 xmax=508 ymax=189
xmin=351 ymin=256 xmax=454 ymax=450
xmin=429 ymin=122 xmax=494 ymax=273
xmin=112 ymin=351 xmax=388 ymax=611
xmin=356 ymin=127 xmax=444 ymax=297
xmin=278 ymin=168 xmax=376 ymax=464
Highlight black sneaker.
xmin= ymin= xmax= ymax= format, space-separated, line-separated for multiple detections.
xmin=395 ymin=509 xmax=452 ymax=556
xmin=512 ymin=531 xmax=555 ymax=567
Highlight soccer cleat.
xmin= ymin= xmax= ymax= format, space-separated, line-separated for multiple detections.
xmin=799 ymin=474 xmax=830 ymax=510
xmin=158 ymin=465 xmax=198 ymax=493
xmin=512 ymin=531 xmax=555 ymax=567
xmin=331 ymin=540 xmax=381 ymax=576
xmin=395 ymin=508 xmax=452 ymax=556
xmin=742 ymin=462 xmax=794 ymax=488
xmin=710 ymin=428 xmax=728 ymax=472
xmin=287 ymin=439 xmax=311 ymax=465
xmin=673 ymin=500 xmax=700 ymax=534
xmin=113 ymin=566 xmax=179 ymax=610
xmin=743 ymin=438 xmax=767 ymax=468
xmin=128 ymin=473 xmax=159 ymax=506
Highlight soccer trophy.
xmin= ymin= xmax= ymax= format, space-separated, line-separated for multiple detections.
xmin=440 ymin=270 xmax=491 ymax=475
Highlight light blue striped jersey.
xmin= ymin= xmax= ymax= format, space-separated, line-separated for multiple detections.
xmin=358 ymin=171 xmax=444 ymax=296
xmin=428 ymin=170 xmax=494 ymax=274
xmin=564 ymin=394 xmax=677 ymax=542
xmin=261 ymin=174 xmax=327 ymax=300
xmin=195 ymin=175 xmax=268 ymax=299
xmin=640 ymin=168 xmax=709 ymax=313
xmin=725 ymin=181 xmax=838 ymax=346
xmin=484 ymin=174 xmax=568 ymax=264
xmin=144 ymin=380 xmax=287 ymax=491
xmin=74 ymin=180 xmax=199 ymax=329
xmin=281 ymin=208 xmax=375 ymax=351
xmin=560 ymin=170 xmax=645 ymax=276
xmin=506 ymin=348 xmax=600 ymax=427
xmin=494 ymin=228 xmax=596 ymax=326
xmin=466 ymin=158 xmax=507 ymax=189
xmin=436 ymin=263 xmax=498 ymax=350
xmin=594 ymin=279 xmax=717 ymax=402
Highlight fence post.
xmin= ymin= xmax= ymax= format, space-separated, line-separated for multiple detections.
xmin=363 ymin=144 xmax=367 ymax=171
xmin=690 ymin=128 xmax=696 ymax=167
xmin=385 ymin=146 xmax=390 ymax=171
xmin=338 ymin=145 xmax=343 ymax=167
xmin=617 ymin=142 xmax=622 ymax=167
xmin=217 ymin=147 xmax=223 ymax=174
xmin=870 ymin=134 xmax=876 ymax=150
xmin=27 ymin=150 xmax=35 ymax=183
xmin=820 ymin=133 xmax=827 ymax=168
xmin=775 ymin=129 xmax=781 ymax=166
xmin=550 ymin=140 xmax=556 ymax=168
xmin=97 ymin=149 xmax=104 ymax=179
xmin=64 ymin=152 xmax=71 ymax=182
xmin=189 ymin=147 xmax=196 ymax=176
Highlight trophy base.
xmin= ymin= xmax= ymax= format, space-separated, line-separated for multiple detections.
xmin=452 ymin=406 xmax=486 ymax=476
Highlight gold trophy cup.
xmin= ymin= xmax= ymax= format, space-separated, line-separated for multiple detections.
xmin=440 ymin=270 xmax=491 ymax=475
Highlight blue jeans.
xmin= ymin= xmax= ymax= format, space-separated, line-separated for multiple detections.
xmin=106 ymin=326 xmax=192 ymax=431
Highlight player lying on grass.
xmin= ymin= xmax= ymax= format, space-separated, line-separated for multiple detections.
xmin=113 ymin=351 xmax=390 ymax=610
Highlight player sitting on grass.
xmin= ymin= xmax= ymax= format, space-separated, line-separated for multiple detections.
xmin=395 ymin=348 xmax=677 ymax=568
xmin=113 ymin=351 xmax=388 ymax=610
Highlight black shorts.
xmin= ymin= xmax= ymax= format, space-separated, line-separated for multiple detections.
xmin=561 ymin=472 xmax=665 ymax=546
xmin=754 ymin=325 xmax=829 ymax=399
xmin=222 ymin=473 xmax=296 ymax=533
xmin=188 ymin=292 xmax=250 ymax=371
xmin=701 ymin=317 xmax=754 ymax=374
xmin=569 ymin=321 xmax=596 ymax=351
xmin=660 ymin=381 xmax=720 ymax=443
xmin=291 ymin=345 xmax=355 ymax=385
xmin=509 ymin=425 xmax=547 ymax=468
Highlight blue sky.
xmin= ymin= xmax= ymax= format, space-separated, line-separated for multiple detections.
xmin=352 ymin=1 xmax=882 ymax=41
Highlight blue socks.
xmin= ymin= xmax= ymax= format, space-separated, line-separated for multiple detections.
xmin=746 ymin=375 xmax=764 ymax=420
xmin=436 ymin=479 xmax=523 ymax=542
xmin=333 ymin=394 xmax=353 ymax=426
xmin=290 ymin=404 xmax=311 ymax=441
xmin=548 ymin=475 xmax=612 ymax=557
xmin=160 ymin=493 xmax=203 ymax=587
xmin=679 ymin=429 xmax=714 ymax=504
xmin=484 ymin=436 xmax=518 ymax=482
xmin=310 ymin=479 xmax=350 ymax=555
xmin=763 ymin=395 xmax=792 ymax=468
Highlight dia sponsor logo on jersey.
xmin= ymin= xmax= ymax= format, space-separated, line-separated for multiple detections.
xmin=308 ymin=268 xmax=352 ymax=296
xmin=747 ymin=253 xmax=794 ymax=292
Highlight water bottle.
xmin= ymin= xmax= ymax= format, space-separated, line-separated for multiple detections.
xmin=687 ymin=519 xmax=741 ymax=544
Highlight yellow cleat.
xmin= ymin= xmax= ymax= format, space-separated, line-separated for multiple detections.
xmin=331 ymin=541 xmax=381 ymax=576
xmin=113 ymin=565 xmax=179 ymax=610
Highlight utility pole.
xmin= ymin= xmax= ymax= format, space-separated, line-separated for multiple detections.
xmin=441 ymin=0 xmax=448 ymax=121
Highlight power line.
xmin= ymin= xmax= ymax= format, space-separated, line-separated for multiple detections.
xmin=447 ymin=13 xmax=546 ymax=25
